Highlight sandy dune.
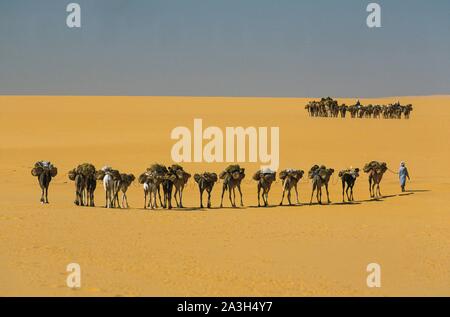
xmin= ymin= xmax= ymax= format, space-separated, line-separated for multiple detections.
xmin=0 ymin=95 xmax=449 ymax=296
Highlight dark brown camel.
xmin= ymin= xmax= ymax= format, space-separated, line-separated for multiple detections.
xmin=338 ymin=168 xmax=360 ymax=202
xmin=31 ymin=161 xmax=57 ymax=204
xmin=194 ymin=172 xmax=218 ymax=208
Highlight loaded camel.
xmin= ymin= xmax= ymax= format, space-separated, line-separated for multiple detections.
xmin=139 ymin=171 xmax=159 ymax=210
xmin=279 ymin=169 xmax=304 ymax=206
xmin=219 ymin=165 xmax=245 ymax=208
xmin=68 ymin=163 xmax=97 ymax=207
xmin=96 ymin=166 xmax=122 ymax=208
xmin=169 ymin=164 xmax=191 ymax=208
xmin=31 ymin=161 xmax=57 ymax=204
xmin=309 ymin=165 xmax=334 ymax=205
xmin=338 ymin=168 xmax=360 ymax=202
xmin=364 ymin=161 xmax=388 ymax=198
xmin=119 ymin=173 xmax=135 ymax=208
xmin=253 ymin=169 xmax=276 ymax=207
xmin=194 ymin=172 xmax=218 ymax=208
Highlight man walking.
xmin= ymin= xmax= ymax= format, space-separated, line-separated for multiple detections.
xmin=399 ymin=161 xmax=410 ymax=192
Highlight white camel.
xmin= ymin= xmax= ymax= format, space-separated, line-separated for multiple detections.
xmin=102 ymin=166 xmax=118 ymax=209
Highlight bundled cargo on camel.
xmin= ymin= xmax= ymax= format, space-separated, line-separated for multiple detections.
xmin=31 ymin=161 xmax=58 ymax=177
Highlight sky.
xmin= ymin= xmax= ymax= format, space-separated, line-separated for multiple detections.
xmin=0 ymin=0 xmax=449 ymax=97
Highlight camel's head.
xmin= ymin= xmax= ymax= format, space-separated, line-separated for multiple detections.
xmin=68 ymin=168 xmax=77 ymax=181
xmin=95 ymin=170 xmax=106 ymax=181
xmin=308 ymin=165 xmax=320 ymax=179
xmin=175 ymin=169 xmax=184 ymax=179
xmin=327 ymin=168 xmax=335 ymax=176
xmin=138 ymin=173 xmax=146 ymax=184
xmin=110 ymin=169 xmax=121 ymax=180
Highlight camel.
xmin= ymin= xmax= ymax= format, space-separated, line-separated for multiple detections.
xmin=85 ymin=173 xmax=97 ymax=207
xmin=139 ymin=172 xmax=159 ymax=209
xmin=69 ymin=171 xmax=85 ymax=206
xmin=253 ymin=169 xmax=276 ymax=207
xmin=279 ymin=169 xmax=304 ymax=206
xmin=219 ymin=165 xmax=245 ymax=208
xmin=146 ymin=164 xmax=168 ymax=207
xmin=307 ymin=99 xmax=413 ymax=120
xmin=97 ymin=167 xmax=122 ymax=208
xmin=364 ymin=161 xmax=388 ymax=198
xmin=162 ymin=173 xmax=177 ymax=210
xmin=194 ymin=172 xmax=218 ymax=208
xmin=119 ymin=173 xmax=135 ymax=208
xmin=68 ymin=163 xmax=97 ymax=207
xmin=308 ymin=165 xmax=334 ymax=205
xmin=169 ymin=165 xmax=191 ymax=208
xmin=338 ymin=168 xmax=360 ymax=202
xmin=31 ymin=161 xmax=57 ymax=204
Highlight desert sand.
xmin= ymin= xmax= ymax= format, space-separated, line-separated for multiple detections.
xmin=0 ymin=95 xmax=449 ymax=296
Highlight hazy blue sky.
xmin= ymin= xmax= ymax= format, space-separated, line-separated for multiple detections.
xmin=0 ymin=0 xmax=449 ymax=97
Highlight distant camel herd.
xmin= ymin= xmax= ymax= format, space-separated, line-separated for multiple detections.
xmin=305 ymin=97 xmax=413 ymax=119
xmin=31 ymin=161 xmax=391 ymax=209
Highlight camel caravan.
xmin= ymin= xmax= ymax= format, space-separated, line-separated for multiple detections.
xmin=305 ymin=97 xmax=413 ymax=119
xmin=31 ymin=160 xmax=393 ymax=209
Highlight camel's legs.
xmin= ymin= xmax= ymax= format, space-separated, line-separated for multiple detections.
xmin=45 ymin=186 xmax=49 ymax=204
xmin=287 ymin=190 xmax=292 ymax=205
xmin=113 ymin=188 xmax=121 ymax=209
xmin=220 ymin=184 xmax=226 ymax=208
xmin=317 ymin=187 xmax=321 ymax=204
xmin=90 ymin=191 xmax=95 ymax=207
xmin=346 ymin=185 xmax=351 ymax=202
xmin=280 ymin=187 xmax=286 ymax=206
xmin=257 ymin=184 xmax=261 ymax=207
xmin=294 ymin=184 xmax=300 ymax=204
xmin=371 ymin=182 xmax=377 ymax=198
xmin=325 ymin=183 xmax=331 ymax=204
xmin=122 ymin=192 xmax=126 ymax=208
xmin=309 ymin=184 xmax=316 ymax=205
xmin=237 ymin=184 xmax=244 ymax=207
xmin=369 ymin=178 xmax=373 ymax=197
xmin=207 ymin=190 xmax=212 ymax=208
xmin=174 ymin=188 xmax=180 ymax=207
xmin=342 ymin=181 xmax=346 ymax=202
xmin=179 ymin=185 xmax=184 ymax=208
xmin=40 ymin=186 xmax=45 ymax=203
xmin=157 ymin=187 xmax=163 ymax=208
xmin=144 ymin=189 xmax=147 ymax=209
xmin=229 ymin=187 xmax=234 ymax=207
xmin=199 ymin=188 xmax=204 ymax=208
